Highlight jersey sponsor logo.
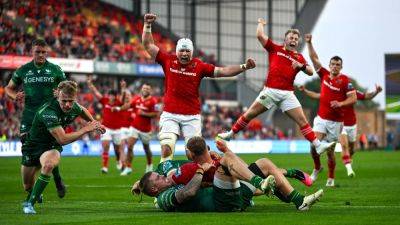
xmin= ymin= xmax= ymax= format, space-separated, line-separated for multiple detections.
xmin=277 ymin=51 xmax=300 ymax=64
xmin=42 ymin=114 xmax=58 ymax=120
xmin=26 ymin=70 xmax=34 ymax=76
xmin=169 ymin=68 xmax=196 ymax=76
xmin=323 ymin=80 xmax=340 ymax=91
xmin=23 ymin=76 xmax=55 ymax=84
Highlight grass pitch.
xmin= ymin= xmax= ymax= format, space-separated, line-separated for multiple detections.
xmin=0 ymin=151 xmax=399 ymax=225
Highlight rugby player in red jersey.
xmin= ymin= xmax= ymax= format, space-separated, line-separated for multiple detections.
xmin=304 ymin=34 xmax=357 ymax=187
xmin=217 ymin=18 xmax=334 ymax=155
xmin=299 ymin=84 xmax=382 ymax=177
xmin=142 ymin=13 xmax=256 ymax=162
xmin=115 ymin=83 xmax=158 ymax=175
xmin=136 ymin=137 xmax=323 ymax=211
xmin=87 ymin=77 xmax=124 ymax=173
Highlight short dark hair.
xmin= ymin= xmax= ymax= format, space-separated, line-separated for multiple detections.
xmin=32 ymin=39 xmax=48 ymax=47
xmin=139 ymin=172 xmax=156 ymax=197
xmin=186 ymin=136 xmax=207 ymax=157
xmin=142 ymin=82 xmax=152 ymax=87
xmin=330 ymin=56 xmax=343 ymax=65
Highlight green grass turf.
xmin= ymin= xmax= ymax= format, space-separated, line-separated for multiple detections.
xmin=1 ymin=151 xmax=400 ymax=225
xmin=386 ymin=96 xmax=400 ymax=112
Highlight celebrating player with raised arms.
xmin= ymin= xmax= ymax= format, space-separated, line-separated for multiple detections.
xmin=142 ymin=13 xmax=256 ymax=162
xmin=217 ymin=18 xmax=334 ymax=155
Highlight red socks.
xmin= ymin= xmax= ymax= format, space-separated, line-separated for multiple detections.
xmin=232 ymin=115 xmax=250 ymax=133
xmin=102 ymin=151 xmax=109 ymax=168
xmin=300 ymin=124 xmax=317 ymax=143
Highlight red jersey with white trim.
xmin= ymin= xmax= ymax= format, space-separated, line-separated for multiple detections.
xmin=317 ymin=67 xmax=354 ymax=122
xmin=99 ymin=97 xmax=123 ymax=129
xmin=171 ymin=159 xmax=220 ymax=185
xmin=264 ymin=39 xmax=308 ymax=91
xmin=156 ymin=50 xmax=215 ymax=115
xmin=130 ymin=95 xmax=158 ymax=132
xmin=343 ymin=90 xmax=366 ymax=126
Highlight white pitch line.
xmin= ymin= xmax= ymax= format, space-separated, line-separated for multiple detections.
xmin=316 ymin=205 xmax=400 ymax=209
xmin=387 ymin=101 xmax=400 ymax=108
xmin=66 ymin=184 xmax=131 ymax=188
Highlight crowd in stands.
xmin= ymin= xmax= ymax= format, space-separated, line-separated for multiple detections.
xmin=1 ymin=0 xmax=217 ymax=64
xmin=1 ymin=0 xmax=175 ymax=63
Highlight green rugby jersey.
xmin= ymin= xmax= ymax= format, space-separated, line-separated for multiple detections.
xmin=12 ymin=60 xmax=66 ymax=132
xmin=155 ymin=160 xmax=190 ymax=176
xmin=24 ymin=98 xmax=83 ymax=151
xmin=157 ymin=185 xmax=215 ymax=212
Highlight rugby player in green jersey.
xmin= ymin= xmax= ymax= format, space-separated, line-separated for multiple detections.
xmin=5 ymin=39 xmax=68 ymax=200
xmin=137 ymin=137 xmax=323 ymax=212
xmin=22 ymin=81 xmax=106 ymax=214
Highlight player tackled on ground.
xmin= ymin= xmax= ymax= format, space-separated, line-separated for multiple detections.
xmin=134 ymin=137 xmax=323 ymax=212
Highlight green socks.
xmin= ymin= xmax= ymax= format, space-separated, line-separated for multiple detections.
xmin=285 ymin=168 xmax=297 ymax=178
xmin=28 ymin=174 xmax=50 ymax=205
xmin=288 ymin=190 xmax=305 ymax=208
xmin=52 ymin=166 xmax=62 ymax=183
xmin=250 ymin=175 xmax=264 ymax=190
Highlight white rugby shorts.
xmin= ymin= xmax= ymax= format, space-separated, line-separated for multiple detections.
xmin=101 ymin=128 xmax=123 ymax=145
xmin=159 ymin=111 xmax=201 ymax=139
xmin=313 ymin=116 xmax=343 ymax=142
xmin=129 ymin=126 xmax=152 ymax=144
xmin=256 ymin=87 xmax=301 ymax=112
xmin=341 ymin=124 xmax=357 ymax=142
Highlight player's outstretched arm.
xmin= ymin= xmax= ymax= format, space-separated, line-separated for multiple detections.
xmin=50 ymin=121 xmax=105 ymax=145
xmin=175 ymin=163 xmax=212 ymax=203
xmin=138 ymin=110 xmax=158 ymax=118
xmin=256 ymin=18 xmax=269 ymax=47
xmin=214 ymin=58 xmax=256 ymax=77
xmin=305 ymin=34 xmax=322 ymax=72
xmin=142 ymin=13 xmax=160 ymax=60
xmin=86 ymin=76 xmax=103 ymax=99
xmin=297 ymin=85 xmax=320 ymax=99
xmin=112 ymin=80 xmax=132 ymax=112
xmin=364 ymin=84 xmax=383 ymax=100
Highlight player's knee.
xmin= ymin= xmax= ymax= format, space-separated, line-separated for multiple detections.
xmin=42 ymin=161 xmax=56 ymax=174
xmin=256 ymin=158 xmax=275 ymax=170
xmin=249 ymin=161 xmax=267 ymax=178
xmin=159 ymin=133 xmax=177 ymax=152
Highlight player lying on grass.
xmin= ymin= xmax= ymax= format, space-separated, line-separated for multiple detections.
xmin=133 ymin=137 xmax=322 ymax=212
xmin=22 ymin=81 xmax=106 ymax=214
